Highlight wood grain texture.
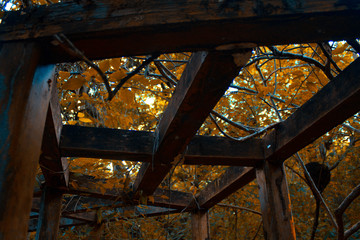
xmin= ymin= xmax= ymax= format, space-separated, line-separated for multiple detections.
xmin=35 ymin=187 xmax=63 ymax=240
xmin=60 ymin=125 xmax=263 ymax=166
xmin=40 ymin=69 xmax=69 ymax=188
xmin=265 ymin=58 xmax=360 ymax=163
xmin=68 ymin=173 xmax=193 ymax=210
xmin=0 ymin=42 xmax=53 ymax=239
xmin=191 ymin=210 xmax=210 ymax=240
xmin=133 ymin=50 xmax=252 ymax=196
xmin=195 ymin=167 xmax=256 ymax=209
xmin=1 ymin=0 xmax=359 ymax=62
xmin=256 ymin=162 xmax=296 ymax=240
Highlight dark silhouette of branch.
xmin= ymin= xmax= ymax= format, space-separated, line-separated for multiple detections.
xmin=54 ymin=33 xmax=113 ymax=99
xmin=335 ymin=183 xmax=360 ymax=240
xmin=109 ymin=54 xmax=159 ymax=101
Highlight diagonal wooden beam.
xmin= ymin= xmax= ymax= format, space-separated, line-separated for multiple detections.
xmin=194 ymin=167 xmax=256 ymax=210
xmin=40 ymin=74 xmax=69 ymax=189
xmin=133 ymin=50 xmax=252 ymax=196
xmin=1 ymin=1 xmax=360 ymax=62
xmin=265 ymin=57 xmax=360 ymax=163
xmin=68 ymin=173 xmax=193 ymax=210
xmin=60 ymin=125 xmax=263 ymax=166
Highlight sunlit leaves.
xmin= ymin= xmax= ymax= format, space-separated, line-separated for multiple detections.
xmin=62 ymin=75 xmax=87 ymax=90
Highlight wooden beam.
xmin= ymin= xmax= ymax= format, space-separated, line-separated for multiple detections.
xmin=68 ymin=173 xmax=193 ymax=210
xmin=89 ymin=223 xmax=104 ymax=240
xmin=256 ymin=162 xmax=296 ymax=240
xmin=265 ymin=57 xmax=360 ymax=163
xmin=133 ymin=50 xmax=252 ymax=196
xmin=29 ymin=218 xmax=87 ymax=232
xmin=0 ymin=42 xmax=54 ymax=238
xmin=1 ymin=1 xmax=360 ymax=62
xmin=35 ymin=187 xmax=63 ymax=240
xmin=40 ymin=70 xmax=69 ymax=188
xmin=195 ymin=167 xmax=256 ymax=209
xmin=60 ymin=125 xmax=263 ymax=166
xmin=191 ymin=210 xmax=210 ymax=240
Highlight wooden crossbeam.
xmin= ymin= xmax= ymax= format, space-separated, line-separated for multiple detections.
xmin=265 ymin=57 xmax=360 ymax=163
xmin=194 ymin=167 xmax=255 ymax=209
xmin=1 ymin=1 xmax=360 ymax=62
xmin=69 ymin=173 xmax=193 ymax=210
xmin=60 ymin=125 xmax=263 ymax=166
xmin=28 ymin=218 xmax=87 ymax=232
xmin=133 ymin=50 xmax=252 ymax=196
xmin=192 ymin=58 xmax=360 ymax=211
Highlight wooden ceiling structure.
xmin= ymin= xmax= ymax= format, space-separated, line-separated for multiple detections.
xmin=1 ymin=0 xmax=360 ymax=239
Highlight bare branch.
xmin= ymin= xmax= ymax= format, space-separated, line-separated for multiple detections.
xmin=216 ymin=203 xmax=262 ymax=216
xmin=109 ymin=54 xmax=160 ymax=101
xmin=294 ymin=153 xmax=338 ymax=229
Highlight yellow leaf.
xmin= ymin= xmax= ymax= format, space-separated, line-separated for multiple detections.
xmin=58 ymin=71 xmax=70 ymax=80
xmin=160 ymin=195 xmax=169 ymax=199
xmin=68 ymin=120 xmax=77 ymax=125
xmin=306 ymin=82 xmax=318 ymax=92
xmin=62 ymin=75 xmax=87 ymax=90
xmin=109 ymin=69 xmax=127 ymax=82
xmin=332 ymin=43 xmax=348 ymax=55
xmin=98 ymin=59 xmax=110 ymax=72
xmin=78 ymin=112 xmax=85 ymax=118
xmin=148 ymin=196 xmax=154 ymax=203
xmin=79 ymin=117 xmax=93 ymax=123
xmin=70 ymin=181 xmax=79 ymax=189
xmin=109 ymin=58 xmax=121 ymax=70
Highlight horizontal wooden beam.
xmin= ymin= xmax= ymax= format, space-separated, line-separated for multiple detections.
xmin=60 ymin=125 xmax=263 ymax=166
xmin=28 ymin=217 xmax=87 ymax=232
xmin=68 ymin=173 xmax=193 ymax=210
xmin=194 ymin=167 xmax=256 ymax=209
xmin=1 ymin=1 xmax=360 ymax=62
xmin=133 ymin=50 xmax=251 ymax=196
xmin=265 ymin=58 xmax=360 ymax=162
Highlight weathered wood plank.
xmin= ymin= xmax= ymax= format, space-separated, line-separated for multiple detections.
xmin=40 ymin=71 xmax=69 ymax=189
xmin=60 ymin=125 xmax=263 ymax=166
xmin=0 ymin=42 xmax=54 ymax=238
xmin=133 ymin=50 xmax=252 ymax=196
xmin=195 ymin=167 xmax=255 ymax=209
xmin=256 ymin=162 xmax=296 ymax=240
xmin=1 ymin=1 xmax=360 ymax=62
xmin=68 ymin=173 xmax=193 ymax=210
xmin=89 ymin=223 xmax=104 ymax=240
xmin=265 ymin=57 xmax=360 ymax=163
xmin=29 ymin=218 xmax=87 ymax=232
xmin=191 ymin=210 xmax=210 ymax=240
xmin=35 ymin=187 xmax=63 ymax=240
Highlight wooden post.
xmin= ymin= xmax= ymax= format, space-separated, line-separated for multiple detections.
xmin=0 ymin=42 xmax=55 ymax=239
xmin=89 ymin=223 xmax=104 ymax=240
xmin=191 ymin=210 xmax=210 ymax=240
xmin=35 ymin=187 xmax=63 ymax=240
xmin=256 ymin=162 xmax=296 ymax=240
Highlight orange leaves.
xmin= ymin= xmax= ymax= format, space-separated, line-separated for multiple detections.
xmin=62 ymin=75 xmax=87 ymax=90
xmin=109 ymin=69 xmax=127 ymax=82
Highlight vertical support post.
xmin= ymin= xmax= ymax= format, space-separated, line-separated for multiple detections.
xmin=35 ymin=187 xmax=63 ymax=240
xmin=0 ymin=42 xmax=55 ymax=238
xmin=191 ymin=210 xmax=210 ymax=240
xmin=89 ymin=223 xmax=104 ymax=240
xmin=256 ymin=161 xmax=296 ymax=240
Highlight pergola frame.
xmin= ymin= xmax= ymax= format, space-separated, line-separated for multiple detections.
xmin=1 ymin=1 xmax=360 ymax=239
